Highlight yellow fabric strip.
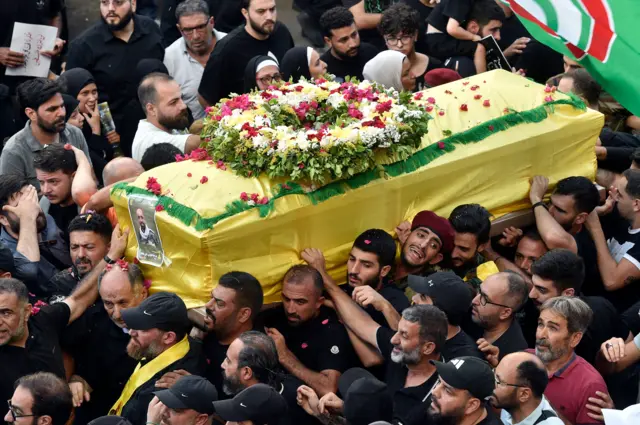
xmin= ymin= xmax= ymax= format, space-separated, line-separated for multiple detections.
xmin=110 ymin=335 xmax=190 ymax=415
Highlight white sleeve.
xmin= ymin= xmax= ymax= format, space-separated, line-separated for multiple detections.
xmin=132 ymin=130 xmax=189 ymax=162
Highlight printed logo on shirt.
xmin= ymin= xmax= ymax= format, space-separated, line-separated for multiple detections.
xmin=607 ymin=237 xmax=635 ymax=262
xmin=330 ymin=345 xmax=340 ymax=354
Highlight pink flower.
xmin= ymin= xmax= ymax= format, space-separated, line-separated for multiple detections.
xmin=204 ymin=106 xmax=212 ymax=115
xmin=414 ymin=92 xmax=423 ymax=100
xmin=544 ymin=95 xmax=554 ymax=102
xmin=189 ymin=148 xmax=211 ymax=161
xmin=460 ymin=104 xmax=469 ymax=112
xmin=471 ymin=85 xmax=480 ymax=91
xmin=258 ymin=196 xmax=269 ymax=205
xmin=483 ymin=99 xmax=491 ymax=107
xmin=301 ymin=343 xmax=308 ymax=349
xmin=116 ymin=259 xmax=129 ymax=271
xmin=282 ymin=184 xmax=292 ymax=190
xmin=427 ymin=97 xmax=436 ymax=104
xmin=155 ymin=204 xmax=164 ymax=212
xmin=200 ymin=176 xmax=209 ymax=184
xmin=438 ymin=110 xmax=445 ymax=116
xmin=298 ymin=163 xmax=305 ymax=169
xmin=437 ymin=141 xmax=445 ymax=149
xmin=146 ymin=177 xmax=161 ymax=195
xmin=544 ymin=85 xmax=553 ymax=93
xmin=240 ymin=192 xmax=249 ymax=201
xmin=474 ymin=94 xmax=482 ymax=100
xmin=216 ymin=160 xmax=227 ymax=171
xmin=375 ymin=100 xmax=393 ymax=113
xmin=426 ymin=105 xmax=434 ymax=112
xmin=322 ymin=319 xmax=329 ymax=325
xmin=250 ymin=193 xmax=259 ymax=202
xmin=463 ymin=81 xmax=470 ymax=86
xmin=187 ymin=173 xmax=192 ymax=177
xmin=348 ymin=105 xmax=363 ymax=119
xmin=364 ymin=239 xmax=371 ymax=244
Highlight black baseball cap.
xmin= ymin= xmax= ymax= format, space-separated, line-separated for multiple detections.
xmin=121 ymin=292 xmax=190 ymax=332
xmin=338 ymin=368 xmax=393 ymax=425
xmin=154 ymin=375 xmax=217 ymax=414
xmin=87 ymin=416 xmax=132 ymax=425
xmin=431 ymin=357 xmax=495 ymax=400
xmin=0 ymin=243 xmax=16 ymax=275
xmin=408 ymin=272 xmax=474 ymax=325
xmin=212 ymin=384 xmax=287 ymax=425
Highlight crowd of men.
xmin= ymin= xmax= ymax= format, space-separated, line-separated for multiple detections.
xmin=1 ymin=0 xmax=640 ymax=425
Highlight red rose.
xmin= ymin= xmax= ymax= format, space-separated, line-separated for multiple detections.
xmin=414 ymin=92 xmax=423 ymax=100
xmin=438 ymin=110 xmax=445 ymax=116
xmin=427 ymin=97 xmax=436 ymax=104
xmin=187 ymin=173 xmax=192 ymax=177
xmin=483 ymin=99 xmax=491 ymax=107
xmin=471 ymin=85 xmax=480 ymax=91
xmin=200 ymin=176 xmax=209 ymax=184
xmin=437 ymin=141 xmax=445 ymax=149
xmin=298 ymin=163 xmax=305 ymax=169
xmin=240 ymin=192 xmax=249 ymax=201
xmin=155 ymin=204 xmax=164 ymax=212
xmin=250 ymin=193 xmax=259 ymax=201
xmin=488 ymin=125 xmax=495 ymax=131
xmin=460 ymin=104 xmax=468 ymax=111
xmin=474 ymin=94 xmax=482 ymax=100
xmin=426 ymin=105 xmax=434 ymax=112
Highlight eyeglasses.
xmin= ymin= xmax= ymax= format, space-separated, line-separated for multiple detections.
xmin=180 ymin=22 xmax=209 ymax=36
xmin=258 ymin=73 xmax=283 ymax=86
xmin=478 ymin=290 xmax=512 ymax=309
xmin=7 ymin=400 xmax=37 ymax=422
xmin=385 ymin=35 xmax=413 ymax=46
xmin=494 ymin=373 xmax=527 ymax=388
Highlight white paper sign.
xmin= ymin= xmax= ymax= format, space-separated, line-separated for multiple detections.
xmin=5 ymin=23 xmax=58 ymax=78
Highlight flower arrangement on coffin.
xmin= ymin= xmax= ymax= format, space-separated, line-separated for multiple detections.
xmin=201 ymin=78 xmax=430 ymax=184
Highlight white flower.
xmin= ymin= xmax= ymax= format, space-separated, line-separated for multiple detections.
xmin=327 ymin=93 xmax=345 ymax=108
xmin=247 ymin=200 xmax=256 ymax=206
xmin=251 ymin=134 xmax=270 ymax=148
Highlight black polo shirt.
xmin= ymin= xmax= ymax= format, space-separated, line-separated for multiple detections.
xmin=198 ymin=23 xmax=294 ymax=105
xmin=202 ymin=333 xmax=230 ymax=398
xmin=443 ymin=329 xmax=483 ymax=360
xmin=320 ymin=43 xmax=379 ymax=82
xmin=0 ymin=302 xmax=69 ymax=403
xmin=343 ymin=283 xmax=410 ymax=327
xmin=376 ymin=326 xmax=439 ymax=425
xmin=262 ymin=306 xmax=357 ymax=374
xmin=65 ymin=15 xmax=164 ymax=122
xmin=464 ymin=319 xmax=528 ymax=360
xmin=62 ymin=302 xmax=138 ymax=425
xmin=119 ymin=337 xmax=207 ymax=425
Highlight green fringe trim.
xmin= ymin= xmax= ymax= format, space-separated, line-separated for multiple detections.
xmin=112 ymin=95 xmax=586 ymax=231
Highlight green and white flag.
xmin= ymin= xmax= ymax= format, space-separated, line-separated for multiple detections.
xmin=504 ymin=0 xmax=640 ymax=115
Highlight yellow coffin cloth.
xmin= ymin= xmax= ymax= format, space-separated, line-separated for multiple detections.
xmin=110 ymin=336 xmax=190 ymax=415
xmin=111 ymin=70 xmax=602 ymax=307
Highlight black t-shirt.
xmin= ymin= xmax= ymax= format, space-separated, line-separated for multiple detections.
xmin=320 ymin=42 xmax=379 ymax=82
xmin=0 ymin=302 xmax=69 ymax=403
xmin=343 ymin=284 xmax=410 ymax=327
xmin=202 ymin=334 xmax=230 ymax=398
xmin=402 ymin=0 xmax=435 ymax=54
xmin=574 ymin=228 xmax=604 ymax=298
xmin=341 ymin=0 xmax=393 ymax=49
xmin=478 ymin=405 xmax=503 ymax=425
xmin=120 ymin=338 xmax=207 ymax=425
xmin=262 ymin=306 xmax=357 ymax=374
xmin=428 ymin=0 xmax=475 ymax=33
xmin=622 ymin=299 xmax=640 ymax=335
xmin=493 ymin=320 xmax=528 ymax=360
xmin=62 ymin=302 xmax=138 ymax=425
xmin=198 ymin=23 xmax=294 ymax=105
xmin=376 ymin=326 xmax=440 ymax=425
xmin=48 ymin=203 xmax=79 ymax=243
xmin=442 ymin=329 xmax=483 ymax=360
xmin=577 ymin=296 xmax=629 ymax=364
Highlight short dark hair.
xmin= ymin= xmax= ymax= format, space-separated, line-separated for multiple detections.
xmin=553 ymin=176 xmax=599 ymax=214
xmin=0 ymin=175 xmax=28 ymax=213
xmin=379 ymin=3 xmax=419 ymax=37
xmin=17 ymin=78 xmax=63 ymax=112
xmin=504 ymin=271 xmax=528 ymax=311
xmin=515 ymin=360 xmax=548 ymax=399
xmin=175 ymin=0 xmax=209 ymax=21
xmin=630 ymin=148 xmax=640 ymax=167
xmin=320 ymin=7 xmax=355 ymax=38
xmin=449 ymin=204 xmax=491 ymax=245
xmin=237 ymin=331 xmax=279 ymax=387
xmin=138 ymin=72 xmax=174 ymax=110
xmin=67 ymin=212 xmax=112 ymax=243
xmin=15 ymin=372 xmax=73 ymax=425
xmin=401 ymin=305 xmax=448 ymax=354
xmin=140 ymin=143 xmax=182 ymax=171
xmin=0 ymin=278 xmax=29 ymax=305
xmin=219 ymin=271 xmax=264 ymax=320
xmin=623 ymin=169 xmax=640 ymax=199
xmin=283 ymin=264 xmax=324 ymax=295
xmin=521 ymin=228 xmax=543 ymax=243
xmin=33 ymin=144 xmax=78 ymax=175
xmin=470 ymin=0 xmax=506 ymax=27
xmin=352 ymin=229 xmax=396 ymax=268
xmin=563 ymin=68 xmax=602 ymax=106
xmin=531 ymin=249 xmax=584 ymax=293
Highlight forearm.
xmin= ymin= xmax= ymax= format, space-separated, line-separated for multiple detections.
xmin=65 ymin=258 xmax=109 ymax=322
xmin=16 ymin=221 xmax=40 ymax=261
xmin=380 ymin=301 xmax=401 ymax=331
xmin=534 ymin=207 xmax=577 ymax=252
xmin=473 ymin=45 xmax=487 ymax=74
xmin=589 ymin=222 xmax=623 ymax=290
xmin=72 ymin=156 xmax=98 ymax=207
xmin=352 ymin=12 xmax=382 ymax=30
xmin=483 ymin=247 xmax=532 ymax=286
xmin=345 ymin=327 xmax=384 ymax=367
xmin=447 ymin=20 xmax=477 ymax=41
xmin=280 ymin=351 xmax=337 ymax=397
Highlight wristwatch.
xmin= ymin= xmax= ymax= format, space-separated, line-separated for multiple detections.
xmin=103 ymin=255 xmax=117 ymax=264
xmin=532 ymin=201 xmax=548 ymax=211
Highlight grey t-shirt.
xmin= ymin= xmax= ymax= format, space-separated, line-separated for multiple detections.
xmin=0 ymin=122 xmax=92 ymax=189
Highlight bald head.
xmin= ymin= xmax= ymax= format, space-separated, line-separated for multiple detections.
xmin=102 ymin=157 xmax=145 ymax=186
xmin=498 ymin=352 xmax=548 ymax=399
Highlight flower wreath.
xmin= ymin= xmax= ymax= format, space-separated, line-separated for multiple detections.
xmin=201 ymin=78 xmax=430 ymax=184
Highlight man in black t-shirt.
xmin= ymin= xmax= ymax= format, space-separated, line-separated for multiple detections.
xmin=318 ymin=7 xmax=378 ymax=81
xmin=584 ymin=169 xmax=640 ymax=312
xmin=304 ymin=229 xmax=409 ymax=328
xmin=201 ymin=271 xmax=264 ymax=396
xmin=198 ymin=0 xmax=294 ymax=106
xmin=467 ymin=272 xmax=529 ymax=360
xmin=529 ymin=175 xmax=603 ymax=297
xmin=429 ymin=357 xmax=502 ymax=425
xmin=340 ymin=0 xmax=394 ymax=50
xmin=264 ymin=265 xmax=357 ymax=397
xmin=409 ymin=272 xmax=483 ymax=360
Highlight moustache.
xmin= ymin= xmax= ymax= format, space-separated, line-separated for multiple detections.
xmin=535 ymin=338 xmax=550 ymax=348
xmin=75 ymin=257 xmax=92 ymax=265
xmin=287 ymin=313 xmax=301 ymax=321
xmin=347 ymin=273 xmax=360 ymax=281
xmin=205 ymin=308 xmax=215 ymax=322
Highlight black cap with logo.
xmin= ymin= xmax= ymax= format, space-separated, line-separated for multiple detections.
xmin=431 ymin=356 xmax=495 ymax=400
xmin=121 ymin=292 xmax=190 ymax=332
xmin=212 ymin=383 xmax=287 ymax=425
xmin=338 ymin=368 xmax=393 ymax=425
xmin=408 ymin=272 xmax=474 ymax=325
xmin=154 ymin=375 xmax=217 ymax=414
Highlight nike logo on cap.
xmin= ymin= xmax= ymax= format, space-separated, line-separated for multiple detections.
xmin=143 ymin=310 xmax=153 ymax=316
xmin=240 ymin=403 xmax=247 ymax=408
xmin=181 ymin=393 xmax=188 ymax=398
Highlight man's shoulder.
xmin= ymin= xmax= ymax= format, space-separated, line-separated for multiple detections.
xmin=3 ymin=125 xmax=30 ymax=150
xmin=566 ymin=355 xmax=607 ymax=386
xmin=64 ymin=124 xmax=87 ymax=143
xmin=70 ymin=22 xmax=107 ymax=45
xmin=165 ymin=37 xmax=185 ymax=58
xmin=135 ymin=14 xmax=161 ymax=33
xmin=272 ymin=21 xmax=292 ymax=38
xmin=359 ymin=42 xmax=380 ymax=60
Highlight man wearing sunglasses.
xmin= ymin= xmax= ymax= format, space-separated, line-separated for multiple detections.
xmin=467 ymin=272 xmax=529 ymax=360
xmin=490 ymin=352 xmax=563 ymax=425
xmin=5 ymin=372 xmax=72 ymax=425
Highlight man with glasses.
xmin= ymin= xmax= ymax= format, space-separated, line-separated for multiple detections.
xmin=467 ymin=272 xmax=529 ymax=360
xmin=198 ymin=0 xmax=294 ymax=107
xmin=66 ymin=0 xmax=164 ymax=134
xmin=164 ymin=0 xmax=226 ymax=120
xmin=5 ymin=372 xmax=72 ymax=425
xmin=490 ymin=352 xmax=563 ymax=425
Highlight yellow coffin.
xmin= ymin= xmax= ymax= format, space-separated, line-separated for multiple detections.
xmin=111 ymin=70 xmax=603 ymax=307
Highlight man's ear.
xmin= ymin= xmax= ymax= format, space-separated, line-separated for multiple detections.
xmin=324 ymin=36 xmax=332 ymax=48
xmin=569 ymin=331 xmax=583 ymax=349
xmin=562 ymin=288 xmax=575 ymax=297
xmin=241 ymin=7 xmax=249 ymax=21
xmin=145 ymin=102 xmax=156 ymax=117
xmin=36 ymin=415 xmax=52 ymax=425
xmin=131 ymin=0 xmax=137 ymax=13
xmin=574 ymin=212 xmax=588 ymax=225
xmin=237 ymin=306 xmax=252 ymax=324
xmin=209 ymin=16 xmax=215 ymax=28
xmin=429 ymin=253 xmax=444 ymax=265
xmin=466 ymin=20 xmax=480 ymax=35
xmin=380 ymin=265 xmax=392 ymax=278
xmin=422 ymin=340 xmax=436 ymax=356
xmin=25 ymin=107 xmax=37 ymax=123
